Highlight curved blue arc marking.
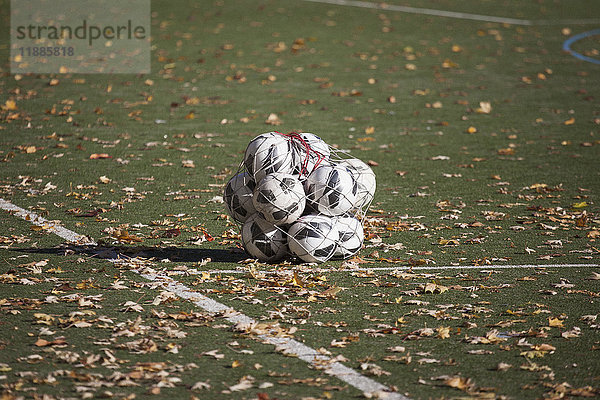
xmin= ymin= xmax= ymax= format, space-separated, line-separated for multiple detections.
xmin=563 ymin=29 xmax=600 ymax=65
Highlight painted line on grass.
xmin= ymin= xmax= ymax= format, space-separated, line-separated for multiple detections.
xmin=136 ymin=266 xmax=407 ymax=399
xmin=563 ymin=29 xmax=600 ymax=65
xmin=356 ymin=263 xmax=599 ymax=271
xmin=0 ymin=198 xmax=96 ymax=245
xmin=1 ymin=197 xmax=407 ymax=400
xmin=300 ymin=0 xmax=600 ymax=26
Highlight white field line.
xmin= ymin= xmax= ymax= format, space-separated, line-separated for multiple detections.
xmin=300 ymin=0 xmax=600 ymax=26
xmin=0 ymin=198 xmax=96 ymax=245
xmin=137 ymin=267 xmax=406 ymax=398
xmin=0 ymin=197 xmax=407 ymax=400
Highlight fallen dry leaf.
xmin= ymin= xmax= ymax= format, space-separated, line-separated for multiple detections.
xmin=548 ymin=317 xmax=565 ymax=328
xmin=265 ymin=113 xmax=282 ymax=125
xmin=89 ymin=153 xmax=112 ymax=160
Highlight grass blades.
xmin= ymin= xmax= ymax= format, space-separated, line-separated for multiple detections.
xmin=1 ymin=0 xmax=599 ymax=398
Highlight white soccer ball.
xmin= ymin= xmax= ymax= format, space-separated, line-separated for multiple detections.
xmin=252 ymin=173 xmax=306 ymax=225
xmin=304 ymin=164 xmax=357 ymax=216
xmin=338 ymin=158 xmax=376 ymax=209
xmin=288 ymin=214 xmax=339 ymax=263
xmin=241 ymin=214 xmax=288 ymax=263
xmin=244 ymin=132 xmax=296 ymax=182
xmin=292 ymin=132 xmax=331 ymax=177
xmin=333 ymin=216 xmax=364 ymax=259
xmin=223 ymin=172 xmax=256 ymax=223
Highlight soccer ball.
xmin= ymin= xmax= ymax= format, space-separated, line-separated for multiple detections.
xmin=252 ymin=173 xmax=306 ymax=225
xmin=338 ymin=158 xmax=376 ymax=209
xmin=244 ymin=132 xmax=296 ymax=182
xmin=223 ymin=172 xmax=256 ymax=223
xmin=292 ymin=132 xmax=331 ymax=177
xmin=304 ymin=164 xmax=357 ymax=216
xmin=333 ymin=216 xmax=364 ymax=258
xmin=241 ymin=214 xmax=288 ymax=262
xmin=288 ymin=214 xmax=339 ymax=263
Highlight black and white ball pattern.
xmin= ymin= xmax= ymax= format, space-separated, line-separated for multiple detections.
xmin=338 ymin=158 xmax=376 ymax=209
xmin=304 ymin=164 xmax=357 ymax=216
xmin=288 ymin=214 xmax=339 ymax=263
xmin=226 ymin=131 xmax=375 ymax=264
xmin=333 ymin=216 xmax=364 ymax=258
xmin=244 ymin=132 xmax=296 ymax=182
xmin=223 ymin=172 xmax=256 ymax=223
xmin=252 ymin=173 xmax=306 ymax=225
xmin=241 ymin=213 xmax=288 ymax=262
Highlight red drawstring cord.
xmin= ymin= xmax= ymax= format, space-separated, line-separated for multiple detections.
xmin=276 ymin=131 xmax=326 ymax=176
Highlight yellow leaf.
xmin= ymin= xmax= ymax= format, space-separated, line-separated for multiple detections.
xmin=497 ymin=147 xmax=515 ymax=155
xmin=466 ymin=126 xmax=478 ymax=134
xmin=572 ymin=201 xmax=588 ymax=209
xmin=530 ymin=183 xmax=548 ymax=189
xmin=423 ymin=282 xmax=449 ymax=294
xmin=442 ymin=59 xmax=459 ymax=69
xmin=89 ymin=153 xmax=111 ymax=159
xmin=4 ymin=100 xmax=17 ymax=110
xmin=548 ymin=317 xmax=564 ymax=328
xmin=438 ymin=285 xmax=449 ymax=294
xmin=113 ymin=230 xmax=143 ymax=243
xmin=357 ymin=137 xmax=375 ymax=142
xmin=587 ymin=230 xmax=600 ymax=239
xmin=424 ymin=282 xmax=437 ymax=293
xmin=564 ymin=117 xmax=575 ymax=125
xmin=476 ymin=101 xmax=492 ymax=114
xmin=520 ymin=350 xmax=548 ymax=358
xmin=291 ymin=271 xmax=304 ymax=287
xmin=438 ymin=238 xmax=460 ymax=246
xmin=437 ymin=326 xmax=451 ymax=339
xmin=34 ymin=313 xmax=55 ymax=325
xmin=444 ymin=376 xmax=470 ymax=390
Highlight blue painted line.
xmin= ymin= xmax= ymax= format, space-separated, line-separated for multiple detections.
xmin=562 ymin=28 xmax=600 ymax=65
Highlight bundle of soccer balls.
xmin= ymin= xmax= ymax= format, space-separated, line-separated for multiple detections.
xmin=223 ymin=131 xmax=376 ymax=264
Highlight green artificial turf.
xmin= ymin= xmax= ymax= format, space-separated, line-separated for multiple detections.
xmin=1 ymin=0 xmax=599 ymax=398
